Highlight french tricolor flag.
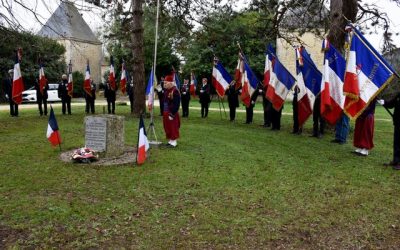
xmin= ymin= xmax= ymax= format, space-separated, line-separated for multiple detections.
xmin=344 ymin=24 xmax=396 ymax=118
xmin=212 ymin=58 xmax=232 ymax=97
xmin=120 ymin=61 xmax=127 ymax=94
xmin=136 ymin=115 xmax=149 ymax=165
xmin=295 ymin=47 xmax=313 ymax=127
xmin=145 ymin=67 xmax=156 ymax=111
xmin=67 ymin=61 xmax=73 ymax=97
xmin=320 ymin=40 xmax=346 ymax=125
xmin=47 ymin=106 xmax=62 ymax=147
xmin=12 ymin=49 xmax=24 ymax=105
xmin=266 ymin=55 xmax=296 ymax=111
xmin=240 ymin=57 xmax=259 ymax=107
xmin=234 ymin=54 xmax=244 ymax=90
xmin=39 ymin=62 xmax=47 ymax=95
xmin=190 ymin=71 xmax=197 ymax=96
xmin=263 ymin=44 xmax=275 ymax=92
xmin=84 ymin=61 xmax=92 ymax=97
xmin=109 ymin=56 xmax=116 ymax=91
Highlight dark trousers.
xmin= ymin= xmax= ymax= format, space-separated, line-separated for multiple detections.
xmin=107 ymin=100 xmax=115 ymax=114
xmin=312 ymin=97 xmax=325 ymax=136
xmin=181 ymin=98 xmax=190 ymax=117
xmin=245 ymin=106 xmax=253 ymax=123
xmin=263 ymin=98 xmax=271 ymax=126
xmin=271 ymin=107 xmax=282 ymax=130
xmin=9 ymin=99 xmax=18 ymax=116
xmin=85 ymin=97 xmax=95 ymax=114
xmin=37 ymin=97 xmax=47 ymax=116
xmin=62 ymin=97 xmax=71 ymax=115
xmin=129 ymin=94 xmax=134 ymax=113
xmin=201 ymin=102 xmax=208 ymax=118
xmin=229 ymin=104 xmax=236 ymax=121
xmin=292 ymin=97 xmax=299 ymax=133
xmin=394 ymin=125 xmax=400 ymax=164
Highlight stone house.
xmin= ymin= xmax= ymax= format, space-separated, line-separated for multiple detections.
xmin=38 ymin=1 xmax=102 ymax=83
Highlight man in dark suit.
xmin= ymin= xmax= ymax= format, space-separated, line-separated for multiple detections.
xmin=4 ymin=69 xmax=18 ymax=117
xmin=180 ymin=78 xmax=191 ymax=117
xmin=35 ymin=78 xmax=49 ymax=116
xmin=84 ymin=80 xmax=96 ymax=114
xmin=226 ymin=83 xmax=239 ymax=121
xmin=127 ymin=79 xmax=135 ymax=114
xmin=311 ymin=95 xmax=325 ymax=138
xmin=199 ymin=78 xmax=211 ymax=118
xmin=58 ymin=74 xmax=71 ymax=115
xmin=384 ymin=95 xmax=400 ymax=169
xmin=104 ymin=82 xmax=116 ymax=114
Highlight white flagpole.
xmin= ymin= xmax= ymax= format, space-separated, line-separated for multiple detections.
xmin=148 ymin=0 xmax=161 ymax=145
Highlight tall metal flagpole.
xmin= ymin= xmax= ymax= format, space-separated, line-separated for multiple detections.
xmin=147 ymin=0 xmax=161 ymax=145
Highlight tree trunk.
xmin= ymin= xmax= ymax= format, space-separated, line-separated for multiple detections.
xmin=131 ymin=0 xmax=146 ymax=116
xmin=328 ymin=0 xmax=357 ymax=52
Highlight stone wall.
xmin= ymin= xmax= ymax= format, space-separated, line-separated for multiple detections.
xmin=58 ymin=39 xmax=103 ymax=84
xmin=276 ymin=31 xmax=325 ymax=101
xmin=276 ymin=32 xmax=325 ymax=77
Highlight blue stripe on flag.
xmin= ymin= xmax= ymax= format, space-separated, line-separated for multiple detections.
xmin=216 ymin=62 xmax=233 ymax=84
xmin=145 ymin=68 xmax=154 ymax=95
xmin=351 ymin=28 xmax=394 ymax=88
xmin=299 ymin=48 xmax=322 ymax=95
xmin=325 ymin=44 xmax=346 ymax=82
xmin=274 ymin=58 xmax=296 ymax=90
xmin=243 ymin=61 xmax=259 ymax=89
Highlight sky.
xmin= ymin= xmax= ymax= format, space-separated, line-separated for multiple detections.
xmin=1 ymin=0 xmax=399 ymax=52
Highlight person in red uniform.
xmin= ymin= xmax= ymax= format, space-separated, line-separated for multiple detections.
xmin=163 ymin=75 xmax=181 ymax=147
xmin=353 ymin=100 xmax=376 ymax=156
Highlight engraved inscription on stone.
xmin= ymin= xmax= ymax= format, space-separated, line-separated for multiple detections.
xmin=85 ymin=117 xmax=107 ymax=152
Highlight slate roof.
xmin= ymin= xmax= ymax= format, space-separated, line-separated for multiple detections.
xmin=38 ymin=1 xmax=101 ymax=45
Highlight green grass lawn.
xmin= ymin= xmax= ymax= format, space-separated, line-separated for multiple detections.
xmin=1 ymin=100 xmax=400 ymax=248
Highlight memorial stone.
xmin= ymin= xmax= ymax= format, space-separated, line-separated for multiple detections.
xmin=85 ymin=115 xmax=125 ymax=157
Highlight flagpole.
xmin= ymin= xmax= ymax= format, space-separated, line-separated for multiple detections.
xmin=147 ymin=0 xmax=161 ymax=145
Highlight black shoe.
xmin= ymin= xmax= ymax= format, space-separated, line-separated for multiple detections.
xmin=384 ymin=161 xmax=398 ymax=167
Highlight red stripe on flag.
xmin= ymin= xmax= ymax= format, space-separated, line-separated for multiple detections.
xmin=240 ymin=82 xmax=251 ymax=107
xmin=344 ymin=98 xmax=366 ymax=118
xmin=84 ymin=79 xmax=92 ymax=97
xmin=266 ymin=85 xmax=284 ymax=111
xmin=12 ymin=77 xmax=24 ymax=104
xmin=322 ymin=96 xmax=343 ymax=125
xmin=212 ymin=77 xmax=226 ymax=97
xmin=137 ymin=145 xmax=146 ymax=165
xmin=297 ymin=96 xmax=312 ymax=127
xmin=48 ymin=130 xmax=61 ymax=147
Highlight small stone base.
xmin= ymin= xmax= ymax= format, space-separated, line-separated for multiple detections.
xmin=60 ymin=146 xmax=137 ymax=166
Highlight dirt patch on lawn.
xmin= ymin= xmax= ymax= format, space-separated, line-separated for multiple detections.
xmin=59 ymin=146 xmax=137 ymax=166
xmin=0 ymin=225 xmax=28 ymax=248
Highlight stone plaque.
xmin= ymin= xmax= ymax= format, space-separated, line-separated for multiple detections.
xmin=85 ymin=117 xmax=107 ymax=152
xmin=84 ymin=115 xmax=125 ymax=157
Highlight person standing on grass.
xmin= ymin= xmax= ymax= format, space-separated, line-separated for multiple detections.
xmin=162 ymin=75 xmax=181 ymax=147
xmin=292 ymin=85 xmax=302 ymax=134
xmin=310 ymin=95 xmax=325 ymax=138
xmin=58 ymin=74 xmax=71 ymax=115
xmin=4 ymin=69 xmax=18 ymax=117
xmin=331 ymin=113 xmax=350 ymax=144
xmin=226 ymin=82 xmax=239 ymax=121
xmin=35 ymin=77 xmax=48 ymax=116
xmin=180 ymin=78 xmax=190 ymax=117
xmin=84 ymin=80 xmax=96 ymax=114
xmin=383 ymin=94 xmax=400 ymax=169
xmin=104 ymin=81 xmax=116 ymax=114
xmin=353 ymin=100 xmax=376 ymax=156
xmin=127 ymin=78 xmax=135 ymax=114
xmin=199 ymin=78 xmax=210 ymax=118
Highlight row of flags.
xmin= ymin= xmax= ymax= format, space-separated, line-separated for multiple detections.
xmin=210 ymin=24 xmax=397 ymax=127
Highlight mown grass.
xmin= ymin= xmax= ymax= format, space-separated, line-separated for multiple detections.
xmin=0 ymin=100 xmax=400 ymax=249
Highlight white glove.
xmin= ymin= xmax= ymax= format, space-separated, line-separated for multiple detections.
xmin=168 ymin=114 xmax=174 ymax=120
